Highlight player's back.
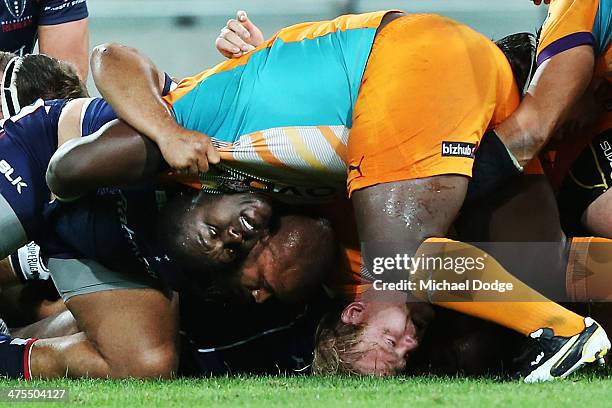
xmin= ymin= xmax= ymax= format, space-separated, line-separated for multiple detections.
xmin=0 ymin=99 xmax=68 ymax=238
xmin=164 ymin=11 xmax=394 ymax=203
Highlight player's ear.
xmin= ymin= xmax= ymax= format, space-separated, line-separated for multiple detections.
xmin=341 ymin=302 xmax=367 ymax=325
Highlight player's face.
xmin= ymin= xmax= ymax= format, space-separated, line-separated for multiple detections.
xmin=237 ymin=240 xmax=306 ymax=303
xmin=344 ymin=298 xmax=434 ymax=375
xmin=184 ymin=193 xmax=273 ymax=268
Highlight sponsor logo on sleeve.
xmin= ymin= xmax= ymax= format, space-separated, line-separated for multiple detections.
xmin=0 ymin=159 xmax=27 ymax=193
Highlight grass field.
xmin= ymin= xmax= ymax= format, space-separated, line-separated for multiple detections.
xmin=1 ymin=373 xmax=612 ymax=408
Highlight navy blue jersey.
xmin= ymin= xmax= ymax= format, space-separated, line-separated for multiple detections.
xmin=80 ymin=97 xmax=118 ymax=136
xmin=1 ymin=0 xmax=88 ymax=55
xmin=178 ymin=290 xmax=334 ymax=377
xmin=45 ymin=184 xmax=178 ymax=282
xmin=0 ymin=97 xmax=119 ymax=241
xmin=0 ymin=99 xmax=65 ymax=239
xmin=43 ymin=95 xmax=186 ymax=284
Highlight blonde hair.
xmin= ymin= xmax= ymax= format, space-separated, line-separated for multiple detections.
xmin=312 ymin=307 xmax=366 ymax=375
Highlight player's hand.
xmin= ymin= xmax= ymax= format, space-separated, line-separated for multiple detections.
xmin=216 ymin=10 xmax=265 ymax=59
xmin=157 ymin=128 xmax=220 ymax=174
xmin=532 ymin=0 xmax=550 ymax=5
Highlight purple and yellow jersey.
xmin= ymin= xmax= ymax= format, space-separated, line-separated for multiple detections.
xmin=163 ymin=11 xmax=395 ymax=203
xmin=537 ymin=0 xmax=612 ymax=79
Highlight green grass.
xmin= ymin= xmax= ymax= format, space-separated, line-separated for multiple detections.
xmin=1 ymin=374 xmax=612 ymax=408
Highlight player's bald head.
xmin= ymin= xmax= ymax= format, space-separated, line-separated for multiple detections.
xmin=238 ymin=214 xmax=337 ymax=303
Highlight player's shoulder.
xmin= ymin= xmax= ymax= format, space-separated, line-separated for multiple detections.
xmin=7 ymin=98 xmax=72 ymax=129
xmin=79 ymin=97 xmax=118 ymax=136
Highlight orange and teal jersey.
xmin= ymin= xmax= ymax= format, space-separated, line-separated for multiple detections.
xmin=537 ymin=0 xmax=612 ymax=78
xmin=163 ymin=11 xmax=396 ymax=203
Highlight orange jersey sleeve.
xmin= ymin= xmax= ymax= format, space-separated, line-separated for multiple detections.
xmin=537 ymin=0 xmax=601 ymax=65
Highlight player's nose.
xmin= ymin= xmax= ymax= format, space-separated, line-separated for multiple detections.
xmin=397 ymin=334 xmax=418 ymax=355
xmin=225 ymin=226 xmax=244 ymax=243
xmin=397 ymin=319 xmax=419 ymax=355
xmin=251 ymin=289 xmax=272 ymax=303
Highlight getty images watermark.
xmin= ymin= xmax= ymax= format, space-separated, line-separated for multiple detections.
xmin=370 ymin=252 xmax=515 ymax=294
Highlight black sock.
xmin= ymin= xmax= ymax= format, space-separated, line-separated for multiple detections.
xmin=0 ymin=336 xmax=37 ymax=379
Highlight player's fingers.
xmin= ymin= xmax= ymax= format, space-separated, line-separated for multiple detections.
xmin=206 ymin=145 xmax=221 ymax=165
xmin=187 ymin=158 xmax=201 ymax=175
xmin=196 ymin=156 xmax=210 ymax=173
xmin=176 ymin=160 xmax=197 ymax=175
xmin=220 ymin=28 xmax=253 ymax=52
xmin=238 ymin=11 xmax=263 ymax=43
xmin=227 ymin=19 xmax=251 ymax=41
xmin=215 ymin=37 xmax=241 ymax=57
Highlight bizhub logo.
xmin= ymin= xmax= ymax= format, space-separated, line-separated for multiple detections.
xmin=0 ymin=159 xmax=27 ymax=194
xmin=441 ymin=142 xmax=477 ymax=159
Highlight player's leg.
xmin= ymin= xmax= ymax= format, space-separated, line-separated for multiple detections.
xmin=12 ymin=310 xmax=78 ymax=339
xmin=556 ymin=126 xmax=612 ymax=238
xmin=348 ymin=14 xmax=607 ymax=380
xmin=456 ymin=173 xmax=569 ymax=299
xmin=352 ymin=177 xmax=586 ymax=336
xmin=30 ymin=287 xmax=178 ymax=378
xmin=546 ymin=125 xmax=612 ymax=301
xmin=352 ymin=179 xmax=608 ymax=382
xmin=0 ymin=258 xmax=178 ymax=379
xmin=583 ymin=191 xmax=612 ymax=237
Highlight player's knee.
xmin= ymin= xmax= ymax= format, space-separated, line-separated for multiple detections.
xmin=115 ymin=345 xmax=178 ymax=379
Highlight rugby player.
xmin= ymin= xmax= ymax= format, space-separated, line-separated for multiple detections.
xmin=216 ymin=11 xmax=611 ymax=380
xmin=0 ymin=51 xmax=88 ymax=322
xmin=0 ymin=52 xmax=87 ymax=266
xmin=90 ymin=10 xmax=611 ymax=381
xmin=0 ymin=55 xmax=336 ymax=379
xmin=497 ymin=0 xmax=612 ymax=237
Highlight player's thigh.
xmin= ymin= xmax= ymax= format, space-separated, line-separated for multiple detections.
xmin=66 ymin=288 xmax=177 ymax=353
xmin=351 ymin=175 xmax=468 ymax=255
xmin=457 ymin=174 xmax=564 ymax=242
xmin=556 ymin=128 xmax=612 ymax=237
xmin=583 ymin=189 xmax=612 ymax=238
xmin=48 ymin=258 xmax=178 ymax=368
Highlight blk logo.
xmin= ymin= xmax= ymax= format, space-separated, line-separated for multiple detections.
xmin=0 ymin=159 xmax=28 ymax=194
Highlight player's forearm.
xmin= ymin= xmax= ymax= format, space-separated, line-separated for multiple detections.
xmin=497 ymin=45 xmax=595 ymax=164
xmin=47 ymin=120 xmax=165 ymax=201
xmin=90 ymin=43 xmax=178 ymax=146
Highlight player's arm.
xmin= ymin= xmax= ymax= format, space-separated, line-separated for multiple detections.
xmin=496 ymin=46 xmax=595 ymax=165
xmin=37 ymin=0 xmax=90 ymax=81
xmin=496 ymin=0 xmax=598 ymax=165
xmin=90 ymin=43 xmax=219 ymax=174
xmin=47 ymin=116 xmax=165 ymax=201
xmin=216 ymin=10 xmax=265 ymax=59
xmin=38 ymin=19 xmax=89 ymax=81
